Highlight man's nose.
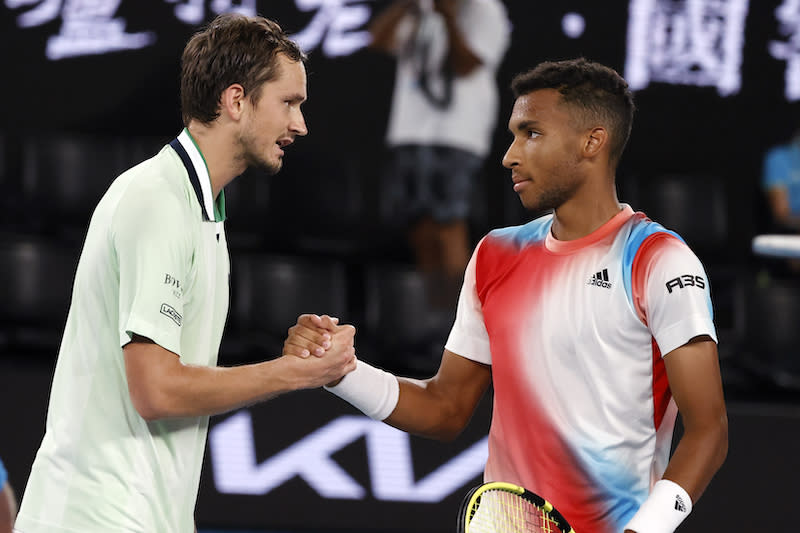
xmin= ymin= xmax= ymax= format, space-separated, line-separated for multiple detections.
xmin=291 ymin=109 xmax=308 ymax=137
xmin=502 ymin=139 xmax=519 ymax=169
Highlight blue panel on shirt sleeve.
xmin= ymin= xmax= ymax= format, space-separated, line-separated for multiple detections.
xmin=621 ymin=220 xmax=683 ymax=310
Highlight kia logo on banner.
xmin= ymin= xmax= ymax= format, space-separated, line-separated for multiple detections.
xmin=209 ymin=410 xmax=489 ymax=502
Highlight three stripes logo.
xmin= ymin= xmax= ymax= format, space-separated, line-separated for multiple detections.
xmin=674 ymin=494 xmax=687 ymax=513
xmin=587 ymin=268 xmax=612 ymax=289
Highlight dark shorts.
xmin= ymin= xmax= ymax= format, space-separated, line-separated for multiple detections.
xmin=381 ymin=144 xmax=484 ymax=224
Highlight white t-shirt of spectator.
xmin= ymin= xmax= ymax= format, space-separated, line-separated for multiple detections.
xmin=386 ymin=0 xmax=511 ymax=158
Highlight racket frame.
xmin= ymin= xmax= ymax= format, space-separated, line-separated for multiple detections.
xmin=457 ymin=481 xmax=575 ymax=533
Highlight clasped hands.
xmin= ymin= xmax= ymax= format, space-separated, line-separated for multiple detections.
xmin=281 ymin=314 xmax=357 ymax=389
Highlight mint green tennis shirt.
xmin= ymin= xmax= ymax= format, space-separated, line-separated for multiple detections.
xmin=16 ymin=129 xmax=230 ymax=533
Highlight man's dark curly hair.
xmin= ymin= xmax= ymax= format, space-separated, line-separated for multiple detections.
xmin=511 ymin=58 xmax=635 ymax=166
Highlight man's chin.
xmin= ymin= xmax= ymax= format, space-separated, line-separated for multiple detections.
xmin=518 ymin=194 xmax=539 ymax=212
xmin=519 ymin=196 xmax=555 ymax=214
xmin=247 ymin=157 xmax=282 ymax=176
xmin=265 ymin=160 xmax=282 ymax=176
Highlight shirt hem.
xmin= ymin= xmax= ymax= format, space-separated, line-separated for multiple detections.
xmin=656 ymin=314 xmax=718 ymax=356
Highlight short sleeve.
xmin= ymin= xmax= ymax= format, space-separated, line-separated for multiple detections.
xmin=112 ymin=181 xmax=192 ymax=356
xmin=632 ymin=234 xmax=717 ymax=357
xmin=0 ymin=457 xmax=6 ymax=487
xmin=445 ymin=238 xmax=492 ymax=364
xmin=460 ymin=0 xmax=510 ymax=67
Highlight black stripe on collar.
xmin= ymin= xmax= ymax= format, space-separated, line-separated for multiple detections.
xmin=170 ymin=138 xmax=210 ymax=222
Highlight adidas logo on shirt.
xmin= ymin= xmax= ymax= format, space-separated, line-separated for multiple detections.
xmin=587 ymin=268 xmax=612 ymax=289
xmin=674 ymin=494 xmax=687 ymax=513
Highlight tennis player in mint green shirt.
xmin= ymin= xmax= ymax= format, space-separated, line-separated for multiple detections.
xmin=15 ymin=14 xmax=356 ymax=533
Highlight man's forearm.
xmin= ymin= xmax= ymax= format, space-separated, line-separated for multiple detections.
xmin=129 ymin=358 xmax=296 ymax=420
xmin=661 ymin=417 xmax=729 ymax=502
xmin=439 ymin=9 xmax=482 ymax=75
xmin=383 ymin=377 xmax=466 ymax=440
xmin=125 ymin=331 xmax=356 ymax=421
xmin=623 ymin=418 xmax=727 ymax=533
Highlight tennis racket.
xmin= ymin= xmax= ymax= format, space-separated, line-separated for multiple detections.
xmin=458 ymin=481 xmax=575 ymax=533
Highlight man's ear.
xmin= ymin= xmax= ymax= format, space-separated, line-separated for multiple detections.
xmin=219 ymin=83 xmax=246 ymax=121
xmin=583 ymin=126 xmax=608 ymax=158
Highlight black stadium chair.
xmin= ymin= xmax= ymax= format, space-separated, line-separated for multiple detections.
xmin=223 ymin=153 xmax=373 ymax=257
xmin=0 ymin=235 xmax=78 ymax=354
xmin=361 ymin=263 xmax=454 ymax=376
xmin=20 ymin=134 xmax=133 ymax=241
xmin=221 ymin=253 xmax=349 ymax=362
xmin=0 ymin=133 xmax=24 ymax=228
xmin=127 ymin=135 xmax=171 ymax=164
xmin=632 ymin=173 xmax=729 ymax=257
xmin=0 ymin=132 xmax=6 ymax=189
xmin=221 ymin=167 xmax=273 ymax=251
xmin=741 ymin=279 xmax=800 ymax=389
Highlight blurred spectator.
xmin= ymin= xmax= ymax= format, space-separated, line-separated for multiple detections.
xmin=370 ymin=0 xmax=510 ymax=307
xmin=761 ymin=130 xmax=800 ymax=274
xmin=0 ymin=458 xmax=16 ymax=533
xmin=763 ymin=129 xmax=800 ymax=232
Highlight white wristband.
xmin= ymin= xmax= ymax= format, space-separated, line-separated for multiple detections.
xmin=324 ymin=360 xmax=399 ymax=421
xmin=623 ymin=479 xmax=693 ymax=533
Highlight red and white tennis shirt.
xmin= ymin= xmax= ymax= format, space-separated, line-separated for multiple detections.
xmin=445 ymin=205 xmax=716 ymax=533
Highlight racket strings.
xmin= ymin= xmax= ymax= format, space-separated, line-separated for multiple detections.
xmin=468 ymin=490 xmax=562 ymax=533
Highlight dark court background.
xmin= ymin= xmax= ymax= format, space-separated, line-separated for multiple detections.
xmin=1 ymin=1 xmax=799 ymax=532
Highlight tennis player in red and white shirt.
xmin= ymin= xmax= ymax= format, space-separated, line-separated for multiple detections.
xmin=319 ymin=58 xmax=728 ymax=533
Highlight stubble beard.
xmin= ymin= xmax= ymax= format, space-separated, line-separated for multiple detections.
xmin=521 ymin=157 xmax=583 ymax=212
xmin=520 ymin=170 xmax=583 ymax=213
xmin=245 ymin=150 xmax=281 ymax=176
xmin=239 ymin=131 xmax=282 ymax=176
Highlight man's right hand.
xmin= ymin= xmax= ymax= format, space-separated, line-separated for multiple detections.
xmin=281 ymin=314 xmax=358 ymax=389
xmin=283 ymin=314 xmax=340 ymax=358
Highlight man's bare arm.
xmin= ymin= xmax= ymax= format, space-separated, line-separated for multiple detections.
xmin=434 ymin=0 xmax=483 ymax=75
xmin=368 ymin=0 xmax=417 ymax=53
xmin=381 ymin=350 xmax=492 ymax=441
xmin=124 ymin=323 xmax=356 ymax=420
xmin=661 ymin=336 xmax=728 ymax=502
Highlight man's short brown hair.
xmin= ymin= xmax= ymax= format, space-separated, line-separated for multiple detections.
xmin=180 ymin=13 xmax=306 ymax=126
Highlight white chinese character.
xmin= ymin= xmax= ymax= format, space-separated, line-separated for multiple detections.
xmin=165 ymin=0 xmax=203 ymax=25
xmin=770 ymin=0 xmax=800 ymax=101
xmin=210 ymin=0 xmax=255 ymax=17
xmin=5 ymin=0 xmax=62 ymax=28
xmin=6 ymin=0 xmax=157 ymax=59
xmin=625 ymin=0 xmax=750 ymax=96
xmin=291 ymin=0 xmax=375 ymax=57
xmin=166 ymin=0 xmax=256 ymax=26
